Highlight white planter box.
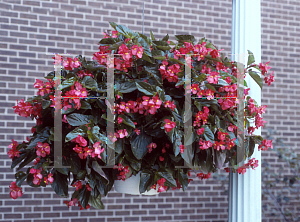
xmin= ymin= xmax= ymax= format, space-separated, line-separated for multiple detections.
xmin=114 ymin=172 xmax=158 ymax=195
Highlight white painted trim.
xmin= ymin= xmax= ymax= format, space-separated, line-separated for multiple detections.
xmin=229 ymin=0 xmax=262 ymax=221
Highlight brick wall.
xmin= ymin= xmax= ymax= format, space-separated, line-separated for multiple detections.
xmin=260 ymin=0 xmax=300 ymax=221
xmin=0 ymin=0 xmax=299 ymax=221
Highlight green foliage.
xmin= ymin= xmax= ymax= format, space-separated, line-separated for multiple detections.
xmin=8 ymin=22 xmax=272 ymax=211
xmin=261 ymin=128 xmax=300 ymax=221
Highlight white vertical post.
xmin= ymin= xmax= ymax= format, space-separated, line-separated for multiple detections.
xmin=229 ymin=0 xmax=262 ymax=222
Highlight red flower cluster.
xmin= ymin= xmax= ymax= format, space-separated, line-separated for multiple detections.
xmin=236 ymin=158 xmax=259 ymax=175
xmin=103 ymin=30 xmax=118 ymax=39
xmin=50 ymin=82 xmax=88 ymax=111
xmin=179 ymin=144 xmax=186 ymax=154
xmin=63 ymin=57 xmax=81 ymax=70
xmin=77 ymin=70 xmax=94 ymax=79
xmin=164 ymin=119 xmax=176 ymax=133
xmin=147 ymin=142 xmax=157 ymax=153
xmin=214 ymin=131 xmax=235 ymax=151
xmin=219 ymin=83 xmax=237 ymax=98
xmin=94 ymin=43 xmax=144 ymax=73
xmin=9 ymin=182 xmax=23 ymax=199
xmin=258 ymin=61 xmax=275 ymax=86
xmin=193 ymin=106 xmax=209 ymax=127
xmin=13 ymin=99 xmax=34 ymax=118
xmin=258 ymin=139 xmax=273 ymax=151
xmin=43 ymin=173 xmax=54 ymax=185
xmin=35 ymin=142 xmax=50 ymax=157
xmin=172 ymin=179 xmax=183 ymax=190
xmin=151 ymin=178 xmax=168 ymax=193
xmin=72 ymin=181 xmax=82 ymax=191
xmin=33 ymin=79 xmax=54 ymax=97
xmin=72 ymin=135 xmax=104 ymax=159
xmin=159 ymin=60 xmax=182 ymax=83
xmin=191 ymin=82 xmax=216 ymax=100
xmin=63 ymin=198 xmax=90 ymax=210
xmin=177 ymin=42 xmax=213 ymax=61
xmin=207 ymin=71 xmax=220 ymax=84
xmin=29 ymin=168 xmax=43 ymax=185
xmin=218 ymin=98 xmax=237 ymax=110
xmin=7 ymin=139 xmax=20 ymax=159
xmin=264 ymin=71 xmax=275 ymax=86
xmin=196 ymin=172 xmax=211 ymax=180
xmin=199 ymin=139 xmax=213 ymax=150
xmin=246 ymin=98 xmax=267 ymax=131
xmin=114 ymin=163 xmax=130 ymax=181
xmin=116 ymin=95 xmax=162 ymax=116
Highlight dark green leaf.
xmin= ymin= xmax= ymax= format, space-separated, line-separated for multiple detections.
xmin=81 ymin=76 xmax=97 ymax=89
xmin=65 ymin=125 xmax=88 ymax=142
xmin=157 ymin=171 xmax=177 ymax=187
xmin=150 ymin=30 xmax=155 ymax=41
xmin=80 ymin=100 xmax=91 ymax=109
xmin=141 ymin=53 xmax=153 ymax=63
xmin=152 ymin=40 xmax=171 ymax=51
xmin=66 ymin=113 xmax=92 ymax=126
xmin=61 ymin=77 xmax=76 ymax=90
xmin=69 ymin=154 xmax=81 ymax=174
xmin=116 ymin=81 xmax=137 ymax=93
xmin=138 ymin=37 xmax=151 ymax=57
xmin=55 ymin=157 xmax=70 ymax=175
xmin=173 ymin=131 xmax=182 ymax=157
xmin=130 ymin=161 xmax=141 ymax=171
xmin=151 ymin=50 xmax=164 ymax=57
xmin=178 ymin=170 xmax=188 ymax=191
xmin=135 ymin=81 xmax=156 ymax=96
xmin=205 ymin=84 xmax=216 ymax=92
xmin=11 ymin=152 xmax=28 ymax=169
xmin=247 ymin=50 xmax=255 ymax=66
xmin=249 ymin=71 xmax=263 ymax=89
xmin=118 ymin=114 xmax=135 ymax=128
xmin=213 ymin=150 xmax=226 ymax=169
xmin=162 ymin=34 xmax=169 ymax=41
xmin=109 ymin=22 xmax=117 ymax=30
xmin=77 ymin=170 xmax=86 ymax=180
xmin=203 ymin=126 xmax=214 ymax=143
xmin=42 ymin=100 xmax=51 ymax=109
xmin=27 ymin=127 xmax=50 ymax=149
xmin=15 ymin=171 xmax=28 ymax=187
xmin=249 ymin=136 xmax=256 ymax=157
xmin=61 ymin=107 xmax=75 ymax=115
xmin=139 ymin=172 xmax=152 ymax=193
xmin=228 ymin=131 xmax=236 ymax=140
xmin=92 ymin=161 xmax=109 ymax=185
xmin=169 ymin=57 xmax=184 ymax=65
xmin=144 ymin=66 xmax=163 ymax=85
xmin=175 ymin=35 xmax=195 ymax=43
xmin=153 ymin=56 xmax=166 ymax=60
xmin=72 ymin=188 xmax=81 ymax=199
xmin=114 ymin=137 xmax=123 ymax=154
xmin=51 ymin=171 xmax=68 ymax=197
xmin=99 ymin=38 xmax=119 ymax=45
xmin=115 ymin=24 xmax=138 ymax=39
xmin=130 ymin=129 xmax=152 ymax=160
xmin=17 ymin=150 xmax=37 ymax=170
xmin=171 ymin=110 xmax=183 ymax=124
xmin=78 ymin=186 xmax=90 ymax=209
xmin=89 ymin=194 xmax=104 ymax=209
xmin=205 ymin=42 xmax=216 ymax=50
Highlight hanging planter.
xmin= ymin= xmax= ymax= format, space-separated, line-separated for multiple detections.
xmin=114 ymin=172 xmax=159 ymax=195
xmin=7 ymin=22 xmax=275 ymax=210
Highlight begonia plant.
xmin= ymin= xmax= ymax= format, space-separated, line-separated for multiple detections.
xmin=8 ymin=22 xmax=274 ymax=210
